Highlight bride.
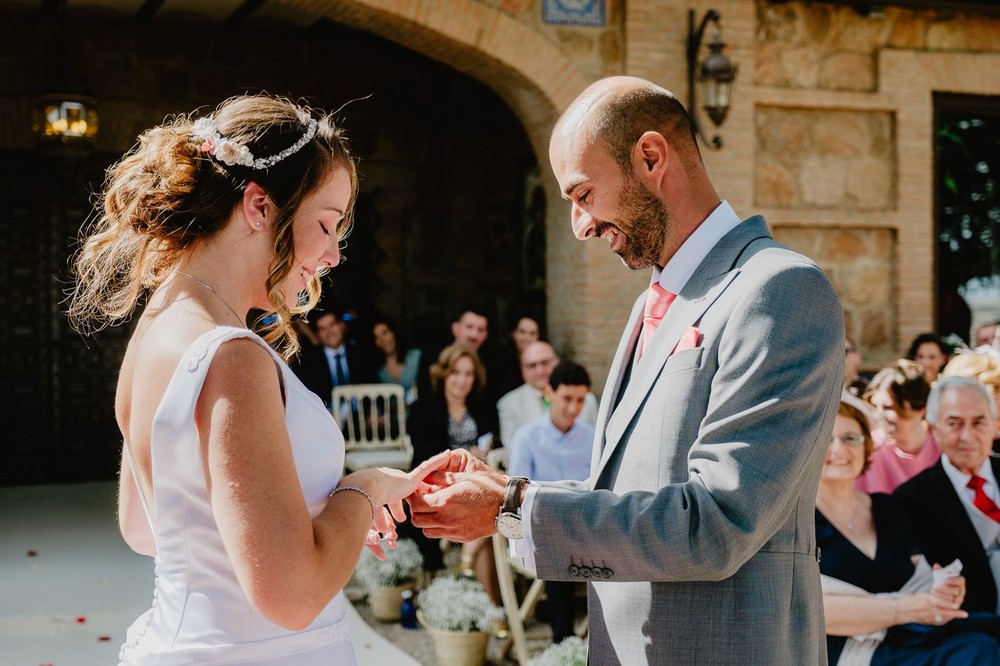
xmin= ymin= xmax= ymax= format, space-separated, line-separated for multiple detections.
xmin=69 ymin=94 xmax=441 ymax=664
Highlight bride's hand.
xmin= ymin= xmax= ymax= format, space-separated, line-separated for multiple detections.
xmin=362 ymin=505 xmax=402 ymax=560
xmin=341 ymin=466 xmax=416 ymax=508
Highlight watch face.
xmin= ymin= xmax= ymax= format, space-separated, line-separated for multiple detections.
xmin=496 ymin=512 xmax=523 ymax=539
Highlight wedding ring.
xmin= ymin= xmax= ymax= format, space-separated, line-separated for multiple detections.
xmin=933 ymin=613 xmax=943 ymax=625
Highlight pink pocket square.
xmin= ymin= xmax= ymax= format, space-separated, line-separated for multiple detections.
xmin=675 ymin=326 xmax=702 ymax=353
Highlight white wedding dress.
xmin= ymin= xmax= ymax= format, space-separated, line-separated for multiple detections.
xmin=119 ymin=327 xmax=356 ymax=665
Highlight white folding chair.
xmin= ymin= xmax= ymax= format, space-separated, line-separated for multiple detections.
xmin=493 ymin=531 xmax=547 ymax=665
xmin=331 ymin=383 xmax=414 ymax=471
xmin=486 ymin=447 xmax=545 ymax=664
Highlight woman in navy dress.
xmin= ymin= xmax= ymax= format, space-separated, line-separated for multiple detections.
xmin=816 ymin=400 xmax=1000 ymax=665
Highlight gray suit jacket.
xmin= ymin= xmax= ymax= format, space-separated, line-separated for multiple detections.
xmin=528 ymin=216 xmax=843 ymax=664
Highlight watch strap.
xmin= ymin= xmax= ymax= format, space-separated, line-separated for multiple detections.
xmin=502 ymin=476 xmax=529 ymax=514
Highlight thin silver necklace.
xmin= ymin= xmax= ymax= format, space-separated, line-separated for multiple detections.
xmin=174 ymin=271 xmax=245 ymax=326
xmin=819 ymin=495 xmax=859 ymax=532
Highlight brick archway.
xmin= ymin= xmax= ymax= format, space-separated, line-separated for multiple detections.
xmin=282 ymin=0 xmax=614 ymax=375
xmin=288 ymin=0 xmax=590 ymax=165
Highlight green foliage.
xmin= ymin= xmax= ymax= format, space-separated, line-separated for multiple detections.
xmin=937 ymin=115 xmax=1000 ymax=291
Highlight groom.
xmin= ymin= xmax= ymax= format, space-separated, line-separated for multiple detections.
xmin=409 ymin=76 xmax=843 ymax=664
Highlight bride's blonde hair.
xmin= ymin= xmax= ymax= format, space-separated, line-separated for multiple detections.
xmin=67 ymin=94 xmax=357 ymax=359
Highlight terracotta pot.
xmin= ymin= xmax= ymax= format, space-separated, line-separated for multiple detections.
xmin=369 ymin=581 xmax=413 ymax=621
xmin=417 ymin=610 xmax=490 ymax=666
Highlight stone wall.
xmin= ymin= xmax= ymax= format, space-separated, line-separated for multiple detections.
xmin=483 ymin=0 xmax=625 ymax=79
xmin=756 ymin=107 xmax=895 ymax=210
xmin=775 ymin=226 xmax=896 ymax=362
xmin=751 ymin=0 xmax=1000 ymax=369
xmin=756 ymin=2 xmax=1000 ymax=92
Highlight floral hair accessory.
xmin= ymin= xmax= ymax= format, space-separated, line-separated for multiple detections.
xmin=191 ymin=111 xmax=318 ymax=170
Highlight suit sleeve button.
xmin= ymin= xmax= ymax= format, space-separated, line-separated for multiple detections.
xmin=602 ymin=568 xmax=613 ymax=579
xmin=568 ymin=565 xmax=579 ymax=577
xmin=580 ymin=567 xmax=591 ymax=578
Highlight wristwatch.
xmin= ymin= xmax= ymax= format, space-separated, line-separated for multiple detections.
xmin=495 ymin=476 xmax=530 ymax=539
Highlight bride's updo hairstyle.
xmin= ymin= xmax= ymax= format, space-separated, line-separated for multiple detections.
xmin=68 ymin=94 xmax=357 ymax=359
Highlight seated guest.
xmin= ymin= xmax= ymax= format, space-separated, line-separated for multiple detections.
xmin=856 ymin=360 xmax=937 ymax=494
xmin=844 ymin=335 xmax=872 ymax=398
xmin=896 ymin=376 xmax=1000 ymax=616
xmin=817 ymin=400 xmax=999 ymax=665
xmin=942 ymin=350 xmax=1000 ymax=452
xmin=372 ymin=315 xmax=421 ymax=403
xmin=415 ymin=303 xmax=502 ymax=405
xmin=906 ymin=332 xmax=949 ymax=384
xmin=406 ymin=344 xmax=497 ymax=575
xmin=508 ymin=360 xmax=595 ymax=644
xmin=977 ymin=322 xmax=1000 ymax=350
xmin=511 ymin=315 xmax=541 ymax=353
xmin=497 ymin=341 xmax=598 ymax=446
xmin=291 ymin=311 xmax=376 ymax=408
xmin=408 ymin=343 xmax=497 ymax=461
xmin=492 ymin=315 xmax=542 ymax=398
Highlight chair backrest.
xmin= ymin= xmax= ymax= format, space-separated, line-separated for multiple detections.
xmin=331 ymin=383 xmax=408 ymax=451
xmin=486 ymin=447 xmax=508 ymax=473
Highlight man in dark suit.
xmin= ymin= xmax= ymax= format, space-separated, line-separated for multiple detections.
xmin=895 ymin=375 xmax=1000 ymax=614
xmin=292 ymin=311 xmax=376 ymax=408
xmin=415 ymin=304 xmax=505 ymax=405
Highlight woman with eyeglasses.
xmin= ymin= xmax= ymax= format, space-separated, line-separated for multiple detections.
xmin=816 ymin=401 xmax=1000 ymax=665
xmin=400 ymin=345 xmax=504 ymax=614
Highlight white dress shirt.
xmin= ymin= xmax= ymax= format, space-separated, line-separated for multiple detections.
xmin=941 ymin=453 xmax=1000 ymax=511
xmin=323 ymin=345 xmax=349 ymax=385
xmin=514 ymin=200 xmax=743 ymax=570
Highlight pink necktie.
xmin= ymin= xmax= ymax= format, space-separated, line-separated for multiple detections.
xmin=639 ymin=282 xmax=676 ymax=359
xmin=968 ymin=475 xmax=1000 ymax=524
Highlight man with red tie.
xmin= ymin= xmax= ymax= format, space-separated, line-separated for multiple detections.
xmin=895 ymin=376 xmax=1000 ymax=614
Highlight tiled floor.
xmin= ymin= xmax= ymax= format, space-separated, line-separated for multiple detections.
xmin=0 ymin=481 xmax=418 ymax=666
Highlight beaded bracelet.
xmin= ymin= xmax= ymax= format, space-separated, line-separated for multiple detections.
xmin=330 ymin=485 xmax=376 ymax=525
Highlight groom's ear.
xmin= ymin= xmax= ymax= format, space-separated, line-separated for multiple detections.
xmin=632 ymin=131 xmax=670 ymax=188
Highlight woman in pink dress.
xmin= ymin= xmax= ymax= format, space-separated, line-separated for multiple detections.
xmin=857 ymin=360 xmax=937 ymax=495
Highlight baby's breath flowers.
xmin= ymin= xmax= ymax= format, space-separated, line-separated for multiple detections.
xmin=417 ymin=576 xmax=504 ymax=632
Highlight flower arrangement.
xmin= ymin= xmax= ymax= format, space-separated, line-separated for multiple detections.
xmin=354 ymin=538 xmax=423 ymax=590
xmin=417 ymin=575 xmax=504 ymax=632
xmin=527 ymin=636 xmax=588 ymax=666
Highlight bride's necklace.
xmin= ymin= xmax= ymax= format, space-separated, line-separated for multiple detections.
xmin=175 ymin=271 xmax=245 ymax=326
xmin=819 ymin=494 xmax=859 ymax=533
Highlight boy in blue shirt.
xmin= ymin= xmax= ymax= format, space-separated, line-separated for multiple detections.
xmin=508 ymin=360 xmax=595 ymax=643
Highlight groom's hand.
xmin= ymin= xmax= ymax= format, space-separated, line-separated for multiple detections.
xmin=407 ymin=449 xmax=507 ymax=542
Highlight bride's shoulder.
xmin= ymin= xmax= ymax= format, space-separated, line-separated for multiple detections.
xmin=131 ymin=312 xmax=217 ymax=367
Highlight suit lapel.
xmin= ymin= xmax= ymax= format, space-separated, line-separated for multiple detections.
xmin=929 ymin=461 xmax=992 ymax=571
xmin=594 ymin=217 xmax=773 ymax=481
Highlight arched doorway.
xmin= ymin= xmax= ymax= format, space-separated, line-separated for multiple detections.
xmin=0 ymin=8 xmax=549 ymax=483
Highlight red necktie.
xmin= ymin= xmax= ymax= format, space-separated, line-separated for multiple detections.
xmin=639 ymin=282 xmax=676 ymax=359
xmin=967 ymin=475 xmax=1000 ymax=524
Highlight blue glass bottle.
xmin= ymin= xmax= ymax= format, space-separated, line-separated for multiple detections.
xmin=400 ymin=589 xmax=417 ymax=629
